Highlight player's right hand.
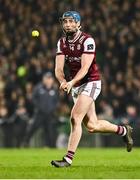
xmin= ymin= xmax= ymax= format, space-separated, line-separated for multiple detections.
xmin=60 ymin=81 xmax=67 ymax=91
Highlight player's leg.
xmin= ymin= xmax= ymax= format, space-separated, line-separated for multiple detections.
xmin=83 ymin=101 xmax=133 ymax=152
xmin=83 ymin=101 xmax=118 ymax=133
xmin=51 ymin=94 xmax=93 ymax=167
xmin=67 ymin=94 xmax=94 ymax=151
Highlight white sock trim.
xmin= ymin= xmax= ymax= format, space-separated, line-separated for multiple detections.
xmin=122 ymin=126 xmax=127 ymax=136
xmin=64 ymin=157 xmax=72 ymax=164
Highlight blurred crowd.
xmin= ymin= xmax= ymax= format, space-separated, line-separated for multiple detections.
xmin=0 ymin=0 xmax=140 ymax=147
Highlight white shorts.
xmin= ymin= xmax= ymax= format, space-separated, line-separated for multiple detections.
xmin=71 ymin=80 xmax=101 ymax=102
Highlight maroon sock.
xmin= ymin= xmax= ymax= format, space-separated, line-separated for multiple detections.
xmin=116 ymin=126 xmax=126 ymax=136
xmin=65 ymin=150 xmax=75 ymax=161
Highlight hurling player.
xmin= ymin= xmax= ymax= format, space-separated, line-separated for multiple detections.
xmin=51 ymin=11 xmax=133 ymax=167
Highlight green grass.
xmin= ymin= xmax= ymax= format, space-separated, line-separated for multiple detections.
xmin=0 ymin=148 xmax=139 ymax=179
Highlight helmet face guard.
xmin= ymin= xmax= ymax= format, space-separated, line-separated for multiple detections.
xmin=60 ymin=11 xmax=81 ymax=36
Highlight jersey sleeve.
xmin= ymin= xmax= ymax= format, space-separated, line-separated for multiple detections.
xmin=83 ymin=37 xmax=96 ymax=54
xmin=56 ymin=39 xmax=64 ymax=55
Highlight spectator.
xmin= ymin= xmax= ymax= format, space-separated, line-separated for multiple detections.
xmin=24 ymin=72 xmax=59 ymax=147
xmin=11 ymin=98 xmax=29 ymax=147
xmin=0 ymin=106 xmax=14 ymax=147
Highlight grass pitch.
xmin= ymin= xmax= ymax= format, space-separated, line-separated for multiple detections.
xmin=0 ymin=148 xmax=139 ymax=179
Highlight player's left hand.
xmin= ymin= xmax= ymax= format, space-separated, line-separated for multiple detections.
xmin=66 ymin=80 xmax=75 ymax=94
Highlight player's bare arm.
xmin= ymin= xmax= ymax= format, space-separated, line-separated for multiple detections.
xmin=66 ymin=53 xmax=95 ymax=93
xmin=55 ymin=54 xmax=67 ymax=90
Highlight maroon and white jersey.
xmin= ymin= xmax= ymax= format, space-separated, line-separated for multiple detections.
xmin=56 ymin=31 xmax=100 ymax=87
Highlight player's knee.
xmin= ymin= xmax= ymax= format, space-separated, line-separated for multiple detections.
xmin=87 ymin=122 xmax=99 ymax=133
xmin=70 ymin=113 xmax=82 ymax=127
